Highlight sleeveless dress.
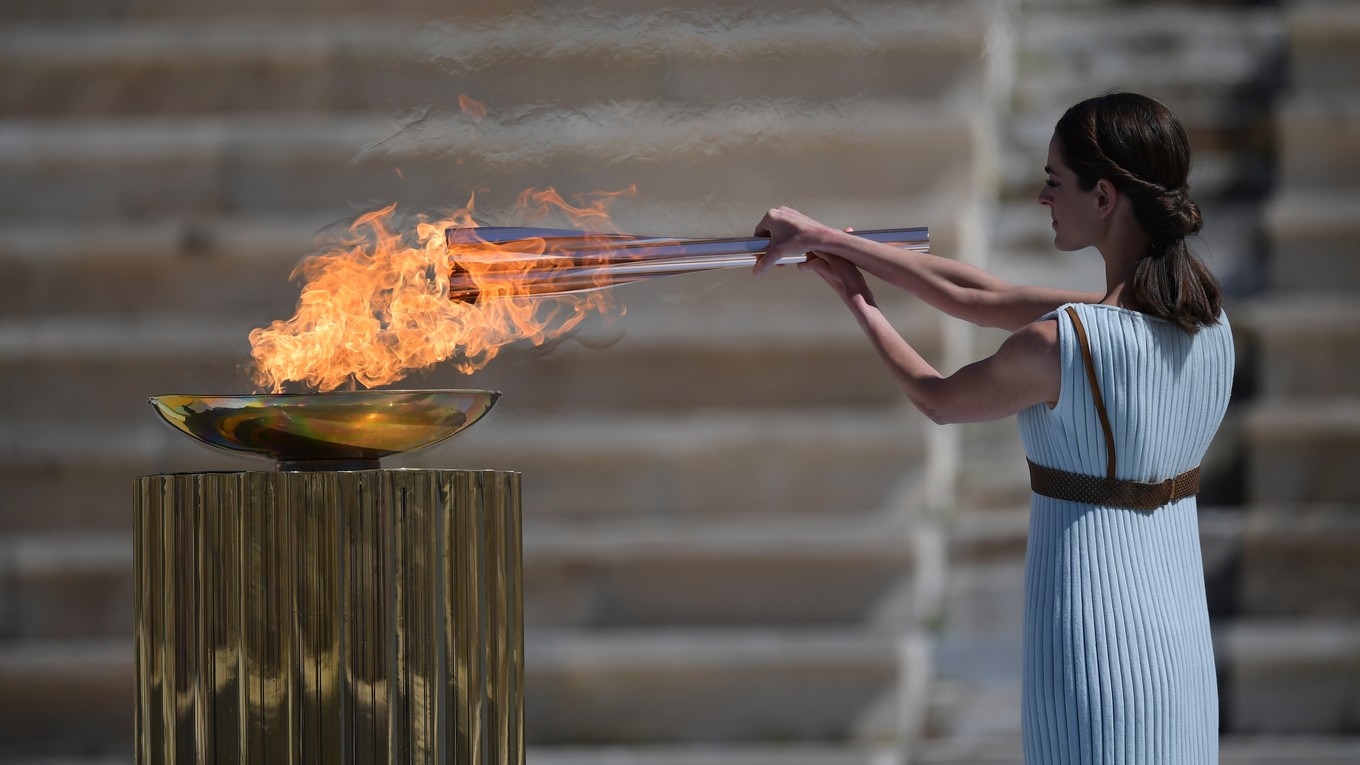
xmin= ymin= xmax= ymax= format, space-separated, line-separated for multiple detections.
xmin=1015 ymin=303 xmax=1234 ymax=764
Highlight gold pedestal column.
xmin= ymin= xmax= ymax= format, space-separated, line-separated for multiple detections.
xmin=134 ymin=469 xmax=523 ymax=765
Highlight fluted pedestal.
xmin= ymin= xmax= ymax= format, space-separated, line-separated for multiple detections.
xmin=134 ymin=469 xmax=523 ymax=765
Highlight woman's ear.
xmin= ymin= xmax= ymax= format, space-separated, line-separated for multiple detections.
xmin=1093 ymin=178 xmax=1119 ymax=219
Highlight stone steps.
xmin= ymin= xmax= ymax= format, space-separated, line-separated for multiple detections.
xmin=526 ymin=628 xmax=915 ymax=745
xmin=1276 ymin=94 xmax=1360 ymax=195
xmin=0 ymin=196 xmax=960 ymax=317
xmin=1237 ymin=297 xmax=1360 ymax=397
xmin=523 ymin=516 xmax=920 ymax=630
xmin=0 ymin=516 xmax=921 ymax=642
xmin=0 ymin=14 xmax=984 ymax=118
xmin=0 ymin=0 xmax=922 ymax=25
xmin=1239 ymin=506 xmax=1360 ymax=618
xmin=12 ymin=737 xmax=1360 ymax=765
xmin=1289 ymin=1 xmax=1360 ymax=94
xmin=1218 ymin=618 xmax=1360 ymax=734
xmin=0 ymin=107 xmax=977 ymax=225
xmin=1264 ymin=192 xmax=1360 ymax=293
xmin=1013 ymin=5 xmax=1282 ymax=121
xmin=1243 ymin=399 xmax=1360 ymax=505
xmin=0 ymin=277 xmax=939 ymax=423
xmin=0 ymin=407 xmax=930 ymax=533
xmin=0 ymin=640 xmax=133 ymax=760
xmin=0 ymin=629 xmax=916 ymax=755
xmin=998 ymin=3 xmax=1282 ymax=205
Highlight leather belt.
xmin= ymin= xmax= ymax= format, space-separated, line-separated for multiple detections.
xmin=1028 ymin=459 xmax=1200 ymax=511
xmin=1031 ymin=306 xmax=1202 ymax=511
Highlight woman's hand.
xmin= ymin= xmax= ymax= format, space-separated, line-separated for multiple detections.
xmin=752 ymin=206 xmax=837 ymax=276
xmin=799 ymin=252 xmax=876 ymax=306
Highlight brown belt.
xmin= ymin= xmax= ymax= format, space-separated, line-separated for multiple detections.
xmin=1030 ymin=306 xmax=1201 ymax=511
xmin=1028 ymin=459 xmax=1200 ymax=510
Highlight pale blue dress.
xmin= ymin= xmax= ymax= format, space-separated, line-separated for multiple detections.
xmin=1016 ymin=303 xmax=1234 ymax=764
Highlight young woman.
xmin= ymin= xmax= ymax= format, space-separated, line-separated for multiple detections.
xmin=754 ymin=92 xmax=1231 ymax=762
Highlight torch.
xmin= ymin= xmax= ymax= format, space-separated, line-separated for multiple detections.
xmin=444 ymin=226 xmax=930 ymax=302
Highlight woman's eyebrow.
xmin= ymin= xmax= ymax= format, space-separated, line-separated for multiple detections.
xmin=1044 ymin=165 xmax=1055 ymax=175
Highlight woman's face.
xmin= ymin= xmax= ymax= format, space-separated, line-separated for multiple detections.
xmin=1038 ymin=134 xmax=1100 ymax=251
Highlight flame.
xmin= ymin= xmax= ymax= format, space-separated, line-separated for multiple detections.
xmin=248 ymin=187 xmax=635 ymax=393
xmin=458 ymin=94 xmax=487 ymax=123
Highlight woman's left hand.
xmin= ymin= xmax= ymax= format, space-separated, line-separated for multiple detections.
xmin=800 ymin=251 xmax=876 ymax=306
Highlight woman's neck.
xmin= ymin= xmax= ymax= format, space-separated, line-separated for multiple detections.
xmin=1096 ymin=208 xmax=1150 ymax=310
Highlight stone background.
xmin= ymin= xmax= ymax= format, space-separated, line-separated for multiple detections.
xmin=0 ymin=0 xmax=1357 ymax=762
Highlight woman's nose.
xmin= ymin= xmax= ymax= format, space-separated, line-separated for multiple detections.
xmin=1037 ymin=186 xmax=1053 ymax=205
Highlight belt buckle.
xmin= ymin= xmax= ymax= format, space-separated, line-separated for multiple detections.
xmin=1161 ymin=476 xmax=1178 ymax=504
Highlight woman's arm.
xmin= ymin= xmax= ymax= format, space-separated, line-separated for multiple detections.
xmin=754 ymin=206 xmax=1099 ymax=331
xmin=798 ymin=254 xmax=1060 ymax=424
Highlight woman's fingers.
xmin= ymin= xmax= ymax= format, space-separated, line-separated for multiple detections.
xmin=753 ymin=207 xmax=832 ymax=276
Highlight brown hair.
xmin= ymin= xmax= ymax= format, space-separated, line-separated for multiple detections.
xmin=1054 ymin=92 xmax=1222 ymax=333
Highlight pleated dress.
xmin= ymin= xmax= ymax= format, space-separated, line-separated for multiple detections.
xmin=1015 ymin=302 xmax=1234 ymax=764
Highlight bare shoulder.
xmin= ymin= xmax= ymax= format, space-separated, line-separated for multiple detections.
xmin=1003 ymin=316 xmax=1060 ymax=358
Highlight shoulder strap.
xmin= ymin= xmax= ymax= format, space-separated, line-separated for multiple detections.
xmin=1064 ymin=305 xmax=1117 ymax=479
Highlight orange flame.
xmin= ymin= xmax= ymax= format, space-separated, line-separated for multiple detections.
xmin=458 ymin=94 xmax=487 ymax=123
xmin=248 ymin=187 xmax=635 ymax=393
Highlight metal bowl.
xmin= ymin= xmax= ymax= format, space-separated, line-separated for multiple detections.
xmin=149 ymin=389 xmax=500 ymax=471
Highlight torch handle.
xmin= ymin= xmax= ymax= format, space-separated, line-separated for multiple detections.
xmin=445 ymin=226 xmax=929 ymax=301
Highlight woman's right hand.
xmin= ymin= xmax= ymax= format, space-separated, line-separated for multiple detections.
xmin=752 ymin=206 xmax=837 ymax=276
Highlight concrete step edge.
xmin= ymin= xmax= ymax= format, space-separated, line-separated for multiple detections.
xmin=525 ymin=744 xmax=898 ymax=765
xmin=1291 ymin=1 xmax=1360 ymax=40
xmin=0 ymin=296 xmax=936 ymax=361
xmin=526 ymin=627 xmax=905 ymax=670
xmin=1229 ymin=294 xmax=1360 ymax=335
xmin=0 ymin=101 xmax=974 ymax=164
xmin=1266 ymin=191 xmax=1360 ymax=233
xmin=1215 ymin=617 xmax=1360 ymax=661
xmin=0 ymin=194 xmax=952 ymax=264
xmin=1021 ymin=5 xmax=1280 ymax=43
xmin=523 ymin=515 xmax=920 ymax=561
xmin=0 ymin=8 xmax=982 ymax=67
xmin=0 ymin=629 xmax=906 ymax=670
xmin=1243 ymin=398 xmax=1360 ymax=437
xmin=0 ymin=533 xmax=131 ymax=573
xmin=0 ymin=517 xmax=920 ymax=566
xmin=0 ymin=405 xmax=927 ymax=465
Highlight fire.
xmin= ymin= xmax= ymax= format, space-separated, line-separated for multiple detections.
xmin=248 ymin=187 xmax=635 ymax=393
xmin=458 ymin=94 xmax=488 ymax=123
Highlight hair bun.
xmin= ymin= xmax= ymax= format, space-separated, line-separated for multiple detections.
xmin=1150 ymin=186 xmax=1201 ymax=245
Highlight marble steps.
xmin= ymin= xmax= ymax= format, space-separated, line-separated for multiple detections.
xmin=1244 ymin=399 xmax=1360 ymax=505
xmin=13 ymin=737 xmax=1360 ymax=765
xmin=0 ymin=276 xmax=940 ymax=423
xmin=0 ymin=515 xmax=924 ymax=643
xmin=1276 ymin=94 xmax=1360 ymax=195
xmin=1264 ymin=192 xmax=1360 ymax=293
xmin=0 ymin=13 xmax=985 ymax=118
xmin=1012 ymin=4 xmax=1281 ymax=127
xmin=0 ymin=107 xmax=978 ymax=225
xmin=0 ymin=406 xmax=931 ymax=534
xmin=0 ymin=0 xmax=936 ymax=25
xmin=0 ymin=629 xmax=919 ymax=757
xmin=1237 ymin=506 xmax=1360 ymax=618
xmin=1218 ymin=618 xmax=1360 ymax=734
xmin=0 ymin=201 xmax=962 ymax=319
xmin=996 ymin=5 xmax=1281 ymax=205
xmin=1289 ymin=1 xmax=1360 ymax=95
xmin=1235 ymin=297 xmax=1360 ymax=397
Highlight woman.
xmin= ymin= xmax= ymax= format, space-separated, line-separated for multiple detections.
xmin=754 ymin=92 xmax=1231 ymax=762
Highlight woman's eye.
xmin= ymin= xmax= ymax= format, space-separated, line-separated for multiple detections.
xmin=1045 ymin=179 xmax=1058 ymax=188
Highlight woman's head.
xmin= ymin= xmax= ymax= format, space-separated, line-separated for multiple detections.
xmin=1047 ymin=92 xmax=1222 ymax=332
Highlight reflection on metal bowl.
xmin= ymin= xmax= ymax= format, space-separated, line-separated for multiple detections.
xmin=149 ymin=389 xmax=500 ymax=471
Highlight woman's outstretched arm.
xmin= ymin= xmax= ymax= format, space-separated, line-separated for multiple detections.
xmin=796 ymin=253 xmax=1060 ymax=424
xmin=754 ymin=206 xmax=1099 ymax=331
